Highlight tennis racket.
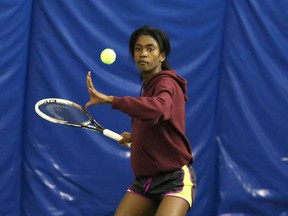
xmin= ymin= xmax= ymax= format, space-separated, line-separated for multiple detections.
xmin=35 ymin=98 xmax=131 ymax=148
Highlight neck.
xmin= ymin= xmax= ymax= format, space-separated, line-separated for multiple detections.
xmin=142 ymin=71 xmax=159 ymax=84
xmin=141 ymin=66 xmax=162 ymax=84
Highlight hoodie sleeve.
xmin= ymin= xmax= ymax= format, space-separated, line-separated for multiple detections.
xmin=112 ymin=80 xmax=174 ymax=124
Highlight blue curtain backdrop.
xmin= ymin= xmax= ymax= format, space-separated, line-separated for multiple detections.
xmin=0 ymin=0 xmax=287 ymax=215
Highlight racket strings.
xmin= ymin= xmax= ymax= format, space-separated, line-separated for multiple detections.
xmin=40 ymin=103 xmax=90 ymax=124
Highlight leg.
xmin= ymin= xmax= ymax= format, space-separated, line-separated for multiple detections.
xmin=114 ymin=192 xmax=158 ymax=216
xmin=155 ymin=196 xmax=189 ymax=216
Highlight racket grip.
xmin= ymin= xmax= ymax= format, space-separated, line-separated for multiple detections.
xmin=103 ymin=129 xmax=131 ymax=148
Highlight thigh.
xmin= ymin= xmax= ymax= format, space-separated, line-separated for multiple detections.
xmin=114 ymin=192 xmax=158 ymax=216
xmin=156 ymin=196 xmax=189 ymax=216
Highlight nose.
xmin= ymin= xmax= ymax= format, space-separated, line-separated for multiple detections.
xmin=140 ymin=49 xmax=148 ymax=57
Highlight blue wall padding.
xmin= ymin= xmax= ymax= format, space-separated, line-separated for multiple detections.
xmin=0 ymin=1 xmax=32 ymax=216
xmin=0 ymin=0 xmax=287 ymax=215
xmin=217 ymin=1 xmax=288 ymax=215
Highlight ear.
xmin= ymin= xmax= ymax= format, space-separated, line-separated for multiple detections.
xmin=160 ymin=52 xmax=166 ymax=62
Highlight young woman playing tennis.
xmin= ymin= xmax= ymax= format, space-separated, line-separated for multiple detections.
xmin=86 ymin=25 xmax=196 ymax=216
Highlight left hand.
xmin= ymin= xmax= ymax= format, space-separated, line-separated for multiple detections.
xmin=85 ymin=71 xmax=113 ymax=109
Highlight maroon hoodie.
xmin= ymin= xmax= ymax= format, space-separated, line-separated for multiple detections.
xmin=112 ymin=70 xmax=192 ymax=177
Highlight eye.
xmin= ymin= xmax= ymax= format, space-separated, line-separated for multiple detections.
xmin=147 ymin=47 xmax=155 ymax=52
xmin=134 ymin=47 xmax=141 ymax=52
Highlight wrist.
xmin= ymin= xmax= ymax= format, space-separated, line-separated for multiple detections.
xmin=106 ymin=96 xmax=114 ymax=104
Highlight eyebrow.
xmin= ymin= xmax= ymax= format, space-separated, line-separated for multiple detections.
xmin=135 ymin=43 xmax=156 ymax=47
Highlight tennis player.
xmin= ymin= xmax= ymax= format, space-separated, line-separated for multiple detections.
xmin=86 ymin=25 xmax=196 ymax=216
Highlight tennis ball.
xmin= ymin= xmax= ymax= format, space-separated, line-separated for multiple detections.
xmin=100 ymin=48 xmax=116 ymax=64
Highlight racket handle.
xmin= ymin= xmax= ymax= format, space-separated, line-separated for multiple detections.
xmin=103 ymin=129 xmax=131 ymax=148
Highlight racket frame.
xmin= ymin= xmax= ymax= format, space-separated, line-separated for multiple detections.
xmin=35 ymin=98 xmax=131 ymax=147
xmin=35 ymin=98 xmax=104 ymax=130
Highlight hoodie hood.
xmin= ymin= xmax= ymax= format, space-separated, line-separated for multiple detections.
xmin=143 ymin=70 xmax=188 ymax=101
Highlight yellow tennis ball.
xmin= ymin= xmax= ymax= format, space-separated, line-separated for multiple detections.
xmin=100 ymin=48 xmax=116 ymax=64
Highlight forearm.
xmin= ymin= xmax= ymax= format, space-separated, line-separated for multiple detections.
xmin=112 ymin=94 xmax=172 ymax=123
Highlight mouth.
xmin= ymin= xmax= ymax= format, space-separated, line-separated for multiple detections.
xmin=138 ymin=60 xmax=149 ymax=65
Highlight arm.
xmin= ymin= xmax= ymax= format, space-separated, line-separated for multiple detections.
xmin=112 ymin=82 xmax=174 ymax=124
xmin=86 ymin=71 xmax=174 ymax=124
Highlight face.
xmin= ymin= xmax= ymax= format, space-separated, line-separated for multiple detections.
xmin=133 ymin=35 xmax=166 ymax=78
